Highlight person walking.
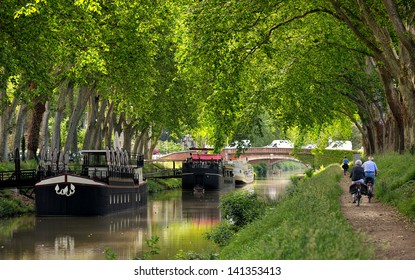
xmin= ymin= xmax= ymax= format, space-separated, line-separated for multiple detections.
xmin=362 ymin=156 xmax=378 ymax=185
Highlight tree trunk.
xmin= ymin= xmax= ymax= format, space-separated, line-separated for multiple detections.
xmin=26 ymin=100 xmax=46 ymax=160
xmin=378 ymin=67 xmax=405 ymax=153
xmin=0 ymin=94 xmax=18 ymax=162
xmin=68 ymin=82 xmax=78 ymax=153
xmin=83 ymin=95 xmax=98 ymax=150
xmin=12 ymin=104 xmax=28 ymax=153
xmin=104 ymin=102 xmax=115 ymax=148
xmin=122 ymin=121 xmax=136 ymax=153
xmin=63 ymin=84 xmax=94 ymax=157
xmin=39 ymin=101 xmax=50 ymax=159
xmin=93 ymin=97 xmax=107 ymax=150
xmin=51 ymin=80 xmax=73 ymax=152
xmin=135 ymin=127 xmax=147 ymax=155
xmin=330 ymin=0 xmax=415 ymax=153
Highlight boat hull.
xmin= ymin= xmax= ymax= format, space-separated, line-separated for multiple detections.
xmin=181 ymin=168 xmax=234 ymax=190
xmin=35 ymin=174 xmax=147 ymax=216
xmin=182 ymin=171 xmax=220 ymax=190
xmin=229 ymin=159 xmax=255 ymax=186
xmin=181 ymin=152 xmax=235 ymax=190
xmin=235 ymin=174 xmax=255 ymax=185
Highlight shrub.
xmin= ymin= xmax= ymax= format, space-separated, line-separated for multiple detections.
xmin=204 ymin=221 xmax=235 ymax=247
xmin=220 ymin=190 xmax=266 ymax=229
xmin=0 ymin=190 xmax=34 ymax=218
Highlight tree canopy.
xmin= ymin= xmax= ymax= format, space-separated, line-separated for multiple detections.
xmin=1 ymin=0 xmax=414 ymax=161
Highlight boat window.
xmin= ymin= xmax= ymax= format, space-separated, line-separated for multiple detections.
xmin=84 ymin=153 xmax=107 ymax=167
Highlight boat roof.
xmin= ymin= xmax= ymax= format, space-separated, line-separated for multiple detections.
xmin=191 ymin=153 xmax=222 ymax=161
xmin=80 ymin=150 xmax=107 ymax=153
xmin=189 ymin=147 xmax=214 ymax=151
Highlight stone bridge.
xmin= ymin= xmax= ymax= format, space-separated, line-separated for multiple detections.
xmin=156 ymin=147 xmax=311 ymax=165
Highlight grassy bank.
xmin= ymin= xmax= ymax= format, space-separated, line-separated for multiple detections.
xmin=217 ymin=153 xmax=415 ymax=259
xmin=0 ymin=190 xmax=35 ymax=218
xmin=372 ymin=153 xmax=415 ymax=220
xmin=218 ymin=165 xmax=374 ymax=259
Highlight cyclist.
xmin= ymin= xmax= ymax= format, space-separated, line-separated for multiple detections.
xmin=342 ymin=156 xmax=349 ymax=175
xmin=349 ymin=159 xmax=365 ymax=203
xmin=362 ymin=156 xmax=378 ymax=186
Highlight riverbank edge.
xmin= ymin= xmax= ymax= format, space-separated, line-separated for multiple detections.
xmin=218 ymin=164 xmax=374 ymax=259
xmin=0 ymin=189 xmax=35 ymax=218
xmin=217 ymin=153 xmax=415 ymax=259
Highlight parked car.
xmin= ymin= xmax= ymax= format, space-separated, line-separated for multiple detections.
xmin=325 ymin=140 xmax=352 ymax=150
xmin=267 ymin=140 xmax=294 ymax=148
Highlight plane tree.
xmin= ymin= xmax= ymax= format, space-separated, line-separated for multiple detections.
xmin=0 ymin=1 xmax=62 ymax=161
xmin=179 ymin=0 xmax=414 ymax=153
xmin=0 ymin=1 xmax=194 ymax=162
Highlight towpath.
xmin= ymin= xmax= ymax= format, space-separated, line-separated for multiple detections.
xmin=339 ymin=174 xmax=415 ymax=259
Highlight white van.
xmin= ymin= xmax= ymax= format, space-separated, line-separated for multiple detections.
xmin=325 ymin=140 xmax=352 ymax=150
xmin=268 ymin=140 xmax=294 ymax=148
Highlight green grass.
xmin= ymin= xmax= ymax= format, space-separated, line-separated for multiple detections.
xmin=0 ymin=160 xmax=38 ymax=171
xmin=0 ymin=190 xmax=34 ymax=218
xmin=372 ymin=153 xmax=415 ymax=219
xmin=218 ymin=165 xmax=374 ymax=260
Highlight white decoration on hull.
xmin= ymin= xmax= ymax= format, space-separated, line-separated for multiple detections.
xmin=55 ymin=184 xmax=76 ymax=196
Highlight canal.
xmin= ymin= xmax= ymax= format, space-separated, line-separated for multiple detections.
xmin=0 ymin=176 xmax=293 ymax=260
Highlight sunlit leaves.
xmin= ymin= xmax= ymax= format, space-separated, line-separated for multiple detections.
xmin=179 ymin=0 xmax=378 ymax=147
xmin=74 ymin=0 xmax=103 ymax=14
xmin=14 ymin=0 xmax=47 ymax=18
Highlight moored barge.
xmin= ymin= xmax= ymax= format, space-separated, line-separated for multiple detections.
xmin=35 ymin=147 xmax=147 ymax=216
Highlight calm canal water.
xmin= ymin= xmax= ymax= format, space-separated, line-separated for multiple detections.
xmin=0 ymin=176 xmax=293 ymax=260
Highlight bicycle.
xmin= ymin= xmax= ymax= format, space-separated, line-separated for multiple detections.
xmin=365 ymin=177 xmax=374 ymax=203
xmin=350 ymin=181 xmax=368 ymax=206
xmin=350 ymin=182 xmax=362 ymax=206
xmin=355 ymin=182 xmax=362 ymax=206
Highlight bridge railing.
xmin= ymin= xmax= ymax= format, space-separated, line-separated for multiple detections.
xmin=157 ymin=147 xmax=311 ymax=161
xmin=223 ymin=147 xmax=295 ymax=153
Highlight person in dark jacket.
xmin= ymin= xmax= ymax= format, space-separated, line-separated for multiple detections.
xmin=349 ymin=159 xmax=365 ymax=203
xmin=350 ymin=159 xmax=365 ymax=183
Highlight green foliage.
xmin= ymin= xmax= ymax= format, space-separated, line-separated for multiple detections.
xmin=99 ymin=236 xmax=162 ymax=260
xmin=138 ymin=235 xmax=160 ymax=260
xmin=157 ymin=140 xmax=184 ymax=155
xmin=252 ymin=162 xmax=267 ymax=178
xmin=204 ymin=221 xmax=235 ymax=247
xmin=0 ymin=190 xmax=34 ymax=218
xmin=218 ymin=165 xmax=374 ymax=259
xmin=174 ymin=250 xmax=218 ymax=260
xmin=205 ymin=191 xmax=267 ymax=247
xmin=305 ymin=168 xmax=315 ymax=178
xmin=146 ymin=178 xmax=181 ymax=194
xmin=104 ymin=248 xmax=118 ymax=260
xmin=372 ymin=153 xmax=415 ymax=219
xmin=220 ymin=190 xmax=266 ymax=230
xmin=293 ymin=148 xmax=359 ymax=171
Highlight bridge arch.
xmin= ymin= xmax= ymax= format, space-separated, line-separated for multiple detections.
xmin=159 ymin=147 xmax=312 ymax=165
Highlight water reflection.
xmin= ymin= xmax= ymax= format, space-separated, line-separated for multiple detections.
xmin=0 ymin=178 xmax=291 ymax=260
xmin=247 ymin=177 xmax=291 ymax=200
xmin=0 ymin=209 xmax=148 ymax=260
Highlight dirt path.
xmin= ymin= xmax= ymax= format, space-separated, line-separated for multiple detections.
xmin=339 ymin=174 xmax=415 ymax=259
